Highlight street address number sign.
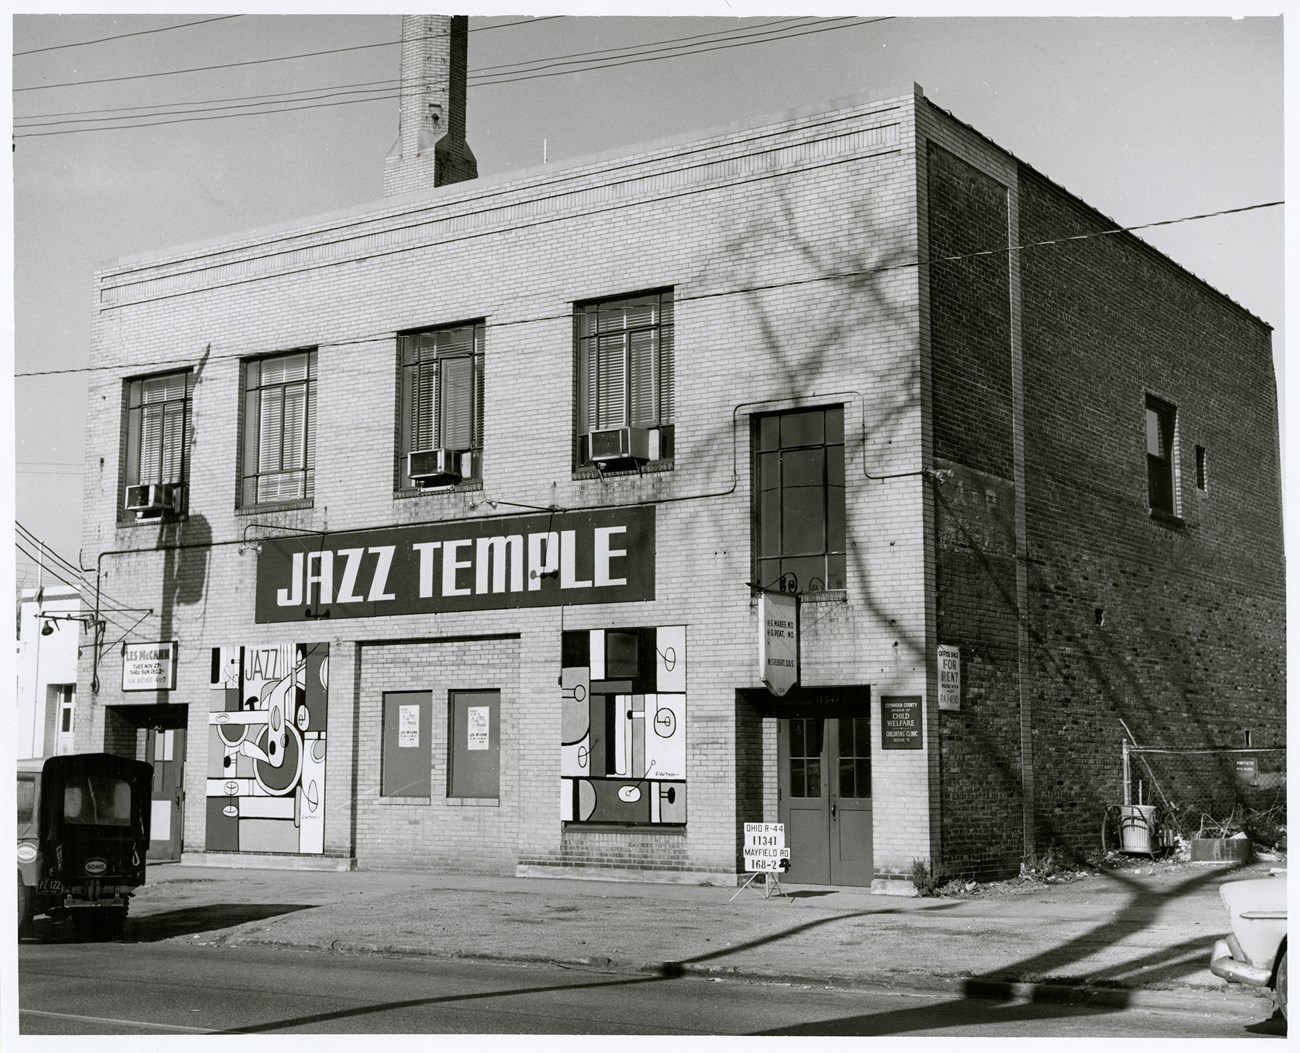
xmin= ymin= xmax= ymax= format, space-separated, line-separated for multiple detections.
xmin=743 ymin=822 xmax=790 ymax=872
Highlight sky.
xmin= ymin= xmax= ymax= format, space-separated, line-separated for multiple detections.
xmin=7 ymin=5 xmax=1287 ymax=599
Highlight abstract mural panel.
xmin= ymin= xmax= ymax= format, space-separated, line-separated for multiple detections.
xmin=560 ymin=626 xmax=686 ymax=825
xmin=205 ymin=642 xmax=329 ymax=854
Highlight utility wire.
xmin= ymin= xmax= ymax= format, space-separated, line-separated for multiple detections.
xmin=474 ymin=18 xmax=887 ymax=86
xmin=15 ymin=522 xmax=153 ymax=618
xmin=13 ymin=16 xmax=887 ymax=128
xmin=13 ymin=540 xmax=148 ymax=636
xmin=12 ymin=200 xmax=1282 ymax=380
xmin=14 ymin=17 xmax=811 ymax=126
xmin=13 ymin=37 xmax=401 ymax=94
xmin=14 ymin=15 xmax=243 ymax=56
xmin=468 ymin=16 xmax=820 ymax=75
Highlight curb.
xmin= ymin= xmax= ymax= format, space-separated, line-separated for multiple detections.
xmin=216 ymin=932 xmax=1269 ymax=1017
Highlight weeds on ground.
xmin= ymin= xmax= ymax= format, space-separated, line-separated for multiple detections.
xmin=909 ymin=858 xmax=946 ymax=897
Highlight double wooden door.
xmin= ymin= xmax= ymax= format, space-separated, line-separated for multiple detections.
xmin=777 ymin=715 xmax=872 ymax=886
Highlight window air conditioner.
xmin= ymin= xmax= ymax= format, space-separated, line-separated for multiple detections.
xmin=408 ymin=448 xmax=464 ymax=487
xmin=588 ymin=426 xmax=652 ymax=467
xmin=124 ymin=482 xmax=180 ymax=515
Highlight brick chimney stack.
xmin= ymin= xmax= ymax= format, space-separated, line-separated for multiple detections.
xmin=383 ymin=14 xmax=477 ymax=197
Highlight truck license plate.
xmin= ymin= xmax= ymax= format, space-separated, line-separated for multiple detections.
xmin=37 ymin=879 xmax=63 ymax=894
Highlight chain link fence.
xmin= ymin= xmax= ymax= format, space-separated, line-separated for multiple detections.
xmin=1123 ymin=743 xmax=1286 ymax=845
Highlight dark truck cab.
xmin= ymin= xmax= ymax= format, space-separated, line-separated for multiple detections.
xmin=17 ymin=753 xmax=153 ymax=940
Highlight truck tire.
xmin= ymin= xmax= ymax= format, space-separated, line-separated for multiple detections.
xmin=17 ymin=876 xmax=34 ymax=938
xmin=1276 ymin=947 xmax=1287 ymax=1021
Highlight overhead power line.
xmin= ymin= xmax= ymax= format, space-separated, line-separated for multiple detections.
xmin=13 ymin=16 xmax=889 ymax=134
xmin=16 ymin=522 xmax=154 ymax=621
xmin=473 ymin=17 xmax=890 ymax=86
xmin=15 ymin=16 xmax=812 ymax=126
xmin=12 ymin=199 xmax=1282 ymax=380
xmin=14 ymin=15 xmax=243 ymax=56
xmin=13 ymin=37 xmax=401 ymax=94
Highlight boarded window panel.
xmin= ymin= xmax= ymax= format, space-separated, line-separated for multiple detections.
xmin=448 ymin=690 xmax=500 ymax=799
xmin=382 ymin=692 xmax=432 ymax=797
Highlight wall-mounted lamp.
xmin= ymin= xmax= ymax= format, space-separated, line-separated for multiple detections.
xmin=40 ymin=614 xmax=95 ymax=636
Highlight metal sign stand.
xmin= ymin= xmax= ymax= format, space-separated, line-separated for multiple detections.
xmin=729 ymin=860 xmax=792 ymax=902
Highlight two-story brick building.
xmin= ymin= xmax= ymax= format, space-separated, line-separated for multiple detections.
xmin=76 ymin=16 xmax=1283 ymax=886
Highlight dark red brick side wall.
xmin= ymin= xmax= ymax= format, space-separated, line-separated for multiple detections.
xmin=927 ymin=145 xmax=1026 ymax=878
xmin=1016 ymin=167 xmax=1285 ymax=855
xmin=928 ymin=141 xmax=1284 ymax=876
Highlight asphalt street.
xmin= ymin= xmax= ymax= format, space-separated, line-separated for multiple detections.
xmin=17 ymin=941 xmax=1285 ymax=1039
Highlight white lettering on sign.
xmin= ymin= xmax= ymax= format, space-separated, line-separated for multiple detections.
xmin=276 ymin=547 xmax=397 ymax=607
xmin=938 ymin=644 xmax=961 ymax=711
xmin=758 ymin=591 xmax=799 ymax=697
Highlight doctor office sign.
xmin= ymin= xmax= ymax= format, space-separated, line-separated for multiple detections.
xmin=254 ymin=507 xmax=654 ymax=623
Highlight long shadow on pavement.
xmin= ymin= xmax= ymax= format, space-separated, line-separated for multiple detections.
xmin=20 ymin=904 xmax=317 ymax=945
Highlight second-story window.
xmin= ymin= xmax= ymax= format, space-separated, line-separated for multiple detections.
xmin=1145 ymin=394 xmax=1178 ymax=517
xmin=575 ymin=289 xmax=675 ymax=468
xmin=398 ymin=321 xmax=484 ymax=488
xmin=240 ymin=349 xmax=317 ymax=507
xmin=754 ymin=406 xmax=847 ymax=594
xmin=123 ymin=369 xmax=193 ymax=520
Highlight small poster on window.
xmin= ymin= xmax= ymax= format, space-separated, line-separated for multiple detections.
xmin=398 ymin=705 xmax=420 ymax=748
xmin=467 ymin=706 xmax=489 ymax=750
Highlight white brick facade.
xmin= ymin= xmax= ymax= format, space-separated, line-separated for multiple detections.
xmin=80 ymin=88 xmax=946 ymax=886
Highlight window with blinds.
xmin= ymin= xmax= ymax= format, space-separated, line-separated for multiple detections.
xmin=123 ymin=369 xmax=193 ymax=516
xmin=240 ymin=349 xmax=317 ymax=507
xmin=575 ymin=290 xmax=675 ymax=465
xmin=398 ymin=322 xmax=484 ymax=484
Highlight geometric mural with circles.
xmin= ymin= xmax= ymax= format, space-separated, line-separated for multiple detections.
xmin=560 ymin=626 xmax=686 ymax=826
xmin=204 ymin=642 xmax=328 ymax=854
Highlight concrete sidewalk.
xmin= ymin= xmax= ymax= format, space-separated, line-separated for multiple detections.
xmin=83 ymin=857 xmax=1286 ymax=1014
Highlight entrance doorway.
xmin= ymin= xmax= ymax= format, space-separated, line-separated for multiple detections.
xmin=778 ymin=715 xmax=872 ymax=885
xmin=146 ymin=726 xmax=186 ymax=862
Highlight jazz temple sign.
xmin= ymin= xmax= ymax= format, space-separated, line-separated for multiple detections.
xmin=254 ymin=507 xmax=655 ymax=623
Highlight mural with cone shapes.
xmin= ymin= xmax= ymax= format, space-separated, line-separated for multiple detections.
xmin=205 ymin=642 xmax=329 ymax=853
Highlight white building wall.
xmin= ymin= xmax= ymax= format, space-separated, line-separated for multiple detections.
xmin=80 ymin=90 xmax=932 ymax=883
xmin=16 ymin=586 xmax=82 ymax=758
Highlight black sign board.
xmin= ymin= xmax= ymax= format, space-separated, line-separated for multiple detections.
xmin=254 ymin=506 xmax=654 ymax=623
xmin=881 ymin=695 xmax=923 ymax=749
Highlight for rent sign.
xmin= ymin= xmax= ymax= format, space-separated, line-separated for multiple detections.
xmin=254 ymin=507 xmax=654 ymax=622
